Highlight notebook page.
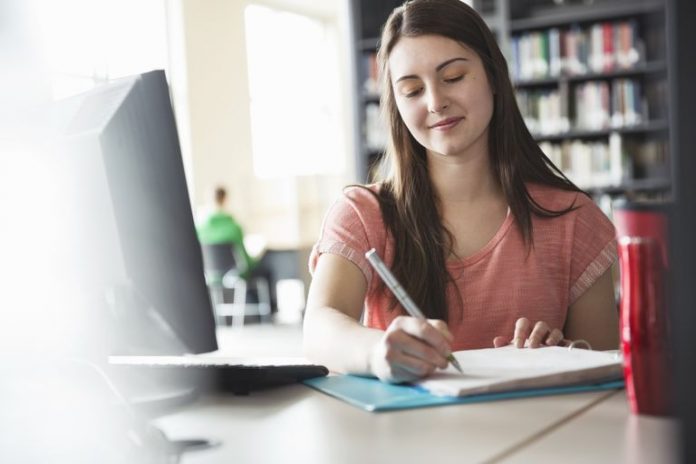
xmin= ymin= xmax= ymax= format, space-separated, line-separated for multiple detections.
xmin=416 ymin=346 xmax=622 ymax=397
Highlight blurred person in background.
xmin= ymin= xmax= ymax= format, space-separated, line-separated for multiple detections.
xmin=196 ymin=186 xmax=259 ymax=278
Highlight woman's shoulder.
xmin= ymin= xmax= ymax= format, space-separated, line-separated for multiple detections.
xmin=321 ymin=183 xmax=385 ymax=227
xmin=526 ymin=182 xmax=614 ymax=231
xmin=525 ymin=182 xmax=588 ymax=211
xmin=334 ymin=183 xmax=384 ymax=214
xmin=342 ymin=183 xmax=381 ymax=201
xmin=310 ymin=183 xmax=388 ymax=280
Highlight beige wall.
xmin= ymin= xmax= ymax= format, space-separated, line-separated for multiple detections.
xmin=168 ymin=0 xmax=354 ymax=250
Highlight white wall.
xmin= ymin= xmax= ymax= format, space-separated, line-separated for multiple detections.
xmin=168 ymin=0 xmax=355 ymax=250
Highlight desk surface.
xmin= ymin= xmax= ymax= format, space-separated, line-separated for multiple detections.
xmin=154 ymin=385 xmax=670 ymax=464
xmin=504 ymin=390 xmax=679 ymax=464
xmin=155 ymin=325 xmax=678 ymax=463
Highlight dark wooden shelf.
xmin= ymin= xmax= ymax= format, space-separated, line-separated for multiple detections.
xmin=514 ymin=61 xmax=667 ymax=88
xmin=362 ymin=94 xmax=380 ymax=104
xmin=533 ymin=120 xmax=668 ymax=143
xmin=510 ymin=0 xmax=664 ymax=32
xmin=585 ymin=177 xmax=671 ymax=195
xmin=358 ymin=38 xmax=379 ymax=52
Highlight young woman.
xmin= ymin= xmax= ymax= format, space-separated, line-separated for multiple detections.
xmin=303 ymin=0 xmax=619 ymax=383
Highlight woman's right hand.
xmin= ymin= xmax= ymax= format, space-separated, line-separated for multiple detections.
xmin=368 ymin=316 xmax=454 ymax=383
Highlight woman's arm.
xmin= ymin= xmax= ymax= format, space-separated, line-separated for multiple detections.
xmin=563 ymin=267 xmax=620 ymax=350
xmin=303 ymin=253 xmax=453 ymax=381
xmin=303 ymin=253 xmax=382 ymax=374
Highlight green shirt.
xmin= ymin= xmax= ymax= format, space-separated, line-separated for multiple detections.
xmin=196 ymin=211 xmax=255 ymax=275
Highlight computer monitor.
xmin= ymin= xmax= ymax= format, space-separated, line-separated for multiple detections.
xmin=52 ymin=70 xmax=218 ymax=356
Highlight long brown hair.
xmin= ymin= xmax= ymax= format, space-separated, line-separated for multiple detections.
xmin=371 ymin=0 xmax=583 ymax=322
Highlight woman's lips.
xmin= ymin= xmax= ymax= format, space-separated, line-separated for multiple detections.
xmin=430 ymin=117 xmax=463 ymax=131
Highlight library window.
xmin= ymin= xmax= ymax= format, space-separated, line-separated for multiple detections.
xmin=30 ymin=0 xmax=168 ymax=100
xmin=244 ymin=4 xmax=344 ymax=178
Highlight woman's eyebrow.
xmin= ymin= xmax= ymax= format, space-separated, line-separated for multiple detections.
xmin=436 ymin=57 xmax=469 ymax=72
xmin=394 ymin=57 xmax=469 ymax=83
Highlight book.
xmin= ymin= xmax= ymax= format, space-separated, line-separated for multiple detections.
xmin=415 ymin=346 xmax=622 ymax=397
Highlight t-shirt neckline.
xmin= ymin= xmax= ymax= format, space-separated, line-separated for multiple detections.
xmin=447 ymin=207 xmax=513 ymax=269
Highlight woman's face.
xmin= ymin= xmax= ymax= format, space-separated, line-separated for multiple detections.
xmin=388 ymin=34 xmax=494 ymax=159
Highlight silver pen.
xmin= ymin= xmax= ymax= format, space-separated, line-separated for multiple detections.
xmin=365 ymin=248 xmax=464 ymax=373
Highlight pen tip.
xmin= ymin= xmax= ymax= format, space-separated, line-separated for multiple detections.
xmin=450 ymin=357 xmax=464 ymax=374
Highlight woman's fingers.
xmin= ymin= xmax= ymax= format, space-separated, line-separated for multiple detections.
xmin=528 ymin=321 xmax=551 ymax=348
xmin=399 ymin=339 xmax=449 ymax=369
xmin=384 ymin=325 xmax=447 ymax=369
xmin=546 ymin=328 xmax=565 ymax=346
xmin=512 ymin=317 xmax=532 ymax=348
xmin=494 ymin=318 xmax=565 ymax=349
xmin=427 ymin=318 xmax=454 ymax=342
xmin=374 ymin=316 xmax=453 ymax=382
xmin=391 ymin=316 xmax=452 ymax=359
xmin=371 ymin=341 xmax=427 ymax=383
xmin=389 ymin=350 xmax=439 ymax=378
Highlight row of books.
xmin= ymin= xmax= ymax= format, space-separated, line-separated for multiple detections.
xmin=575 ymin=79 xmax=645 ymax=130
xmin=517 ymin=78 xmax=647 ymax=135
xmin=540 ymin=135 xmax=668 ymax=190
xmin=540 ymin=135 xmax=624 ymax=189
xmin=510 ymin=20 xmax=643 ymax=82
xmin=517 ymin=90 xmax=570 ymax=136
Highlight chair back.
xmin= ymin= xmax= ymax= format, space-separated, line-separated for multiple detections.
xmin=200 ymin=244 xmax=239 ymax=283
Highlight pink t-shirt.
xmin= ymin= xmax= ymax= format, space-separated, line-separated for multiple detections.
xmin=309 ymin=183 xmax=617 ymax=351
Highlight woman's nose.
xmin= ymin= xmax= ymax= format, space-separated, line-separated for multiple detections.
xmin=427 ymin=87 xmax=450 ymax=113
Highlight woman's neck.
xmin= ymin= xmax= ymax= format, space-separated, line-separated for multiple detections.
xmin=427 ymin=147 xmax=502 ymax=205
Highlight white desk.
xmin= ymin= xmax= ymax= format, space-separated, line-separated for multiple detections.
xmin=155 ymin=326 xmax=678 ymax=463
xmin=153 ymin=386 xmax=657 ymax=464
xmin=502 ymin=390 xmax=678 ymax=464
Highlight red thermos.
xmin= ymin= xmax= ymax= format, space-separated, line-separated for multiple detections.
xmin=615 ymin=201 xmax=672 ymax=416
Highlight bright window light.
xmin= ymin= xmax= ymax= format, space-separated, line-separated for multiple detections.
xmin=244 ymin=5 xmax=344 ymax=178
xmin=30 ymin=0 xmax=168 ymax=100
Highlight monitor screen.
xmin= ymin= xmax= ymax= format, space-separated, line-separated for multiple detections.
xmin=1 ymin=70 xmax=220 ymax=461
xmin=51 ymin=70 xmax=218 ymax=355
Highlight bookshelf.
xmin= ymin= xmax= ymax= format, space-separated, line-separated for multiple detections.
xmin=348 ymin=0 xmax=399 ymax=184
xmin=347 ymin=0 xmax=671 ymax=210
xmin=509 ymin=0 xmax=670 ymax=210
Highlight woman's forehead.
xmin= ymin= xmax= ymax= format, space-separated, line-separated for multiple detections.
xmin=388 ymin=35 xmax=478 ymax=76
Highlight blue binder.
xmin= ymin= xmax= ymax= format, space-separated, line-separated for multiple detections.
xmin=304 ymin=375 xmax=624 ymax=412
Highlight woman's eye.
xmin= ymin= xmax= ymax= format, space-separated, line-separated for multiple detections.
xmin=444 ymin=75 xmax=464 ymax=83
xmin=403 ymin=88 xmax=423 ymax=98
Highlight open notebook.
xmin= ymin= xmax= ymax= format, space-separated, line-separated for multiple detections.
xmin=416 ymin=345 xmax=622 ymax=397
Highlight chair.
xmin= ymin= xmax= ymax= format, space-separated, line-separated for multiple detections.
xmin=200 ymin=244 xmax=272 ymax=327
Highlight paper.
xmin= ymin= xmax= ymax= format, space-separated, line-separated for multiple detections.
xmin=416 ymin=346 xmax=623 ymax=397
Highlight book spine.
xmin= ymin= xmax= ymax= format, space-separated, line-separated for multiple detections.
xmin=511 ymin=36 xmax=520 ymax=81
xmin=602 ymin=22 xmax=614 ymax=72
xmin=549 ymin=28 xmax=561 ymax=77
xmin=590 ymin=23 xmax=603 ymax=73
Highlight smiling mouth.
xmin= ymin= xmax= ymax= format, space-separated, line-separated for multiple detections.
xmin=429 ymin=117 xmax=463 ymax=130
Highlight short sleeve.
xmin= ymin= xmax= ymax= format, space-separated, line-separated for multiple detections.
xmin=568 ymin=196 xmax=618 ymax=304
xmin=308 ymin=186 xmax=386 ymax=284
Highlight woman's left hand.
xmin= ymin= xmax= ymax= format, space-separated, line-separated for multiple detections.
xmin=492 ymin=317 xmax=565 ymax=348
